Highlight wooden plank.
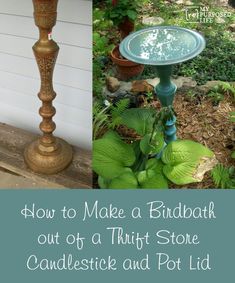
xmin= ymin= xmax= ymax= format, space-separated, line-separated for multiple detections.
xmin=0 ymin=14 xmax=92 ymax=48
xmin=0 ymin=86 xmax=91 ymax=128
xmin=0 ymin=70 xmax=91 ymax=111
xmin=0 ymin=102 xmax=92 ymax=149
xmin=0 ymin=0 xmax=92 ymax=26
xmin=0 ymin=34 xmax=92 ymax=71
xmin=0 ymin=123 xmax=92 ymax=189
xmin=0 ymin=166 xmax=66 ymax=188
xmin=0 ymin=53 xmax=92 ymax=91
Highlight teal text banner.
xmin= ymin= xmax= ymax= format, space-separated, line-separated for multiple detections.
xmin=0 ymin=190 xmax=234 ymax=282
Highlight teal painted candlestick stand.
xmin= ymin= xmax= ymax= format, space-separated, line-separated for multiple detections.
xmin=155 ymin=65 xmax=177 ymax=142
xmin=120 ymin=26 xmax=205 ymax=143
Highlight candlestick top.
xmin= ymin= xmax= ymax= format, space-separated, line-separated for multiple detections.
xmin=33 ymin=0 xmax=58 ymax=29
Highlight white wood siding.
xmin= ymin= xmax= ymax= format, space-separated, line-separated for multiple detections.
xmin=0 ymin=0 xmax=92 ymax=149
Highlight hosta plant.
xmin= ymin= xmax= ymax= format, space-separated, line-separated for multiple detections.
xmin=93 ymin=108 xmax=217 ymax=189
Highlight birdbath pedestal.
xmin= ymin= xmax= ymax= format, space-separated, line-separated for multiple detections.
xmin=120 ymin=26 xmax=206 ymax=143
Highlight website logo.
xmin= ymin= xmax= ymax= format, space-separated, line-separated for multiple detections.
xmin=185 ymin=6 xmax=231 ymax=23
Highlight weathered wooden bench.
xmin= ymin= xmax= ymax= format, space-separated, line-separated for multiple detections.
xmin=0 ymin=123 xmax=92 ymax=189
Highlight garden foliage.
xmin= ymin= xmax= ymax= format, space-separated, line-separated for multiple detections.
xmin=93 ymin=108 xmax=216 ymax=189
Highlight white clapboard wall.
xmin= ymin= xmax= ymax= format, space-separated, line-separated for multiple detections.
xmin=0 ymin=0 xmax=92 ymax=149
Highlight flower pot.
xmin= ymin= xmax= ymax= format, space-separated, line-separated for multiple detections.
xmin=118 ymin=17 xmax=135 ymax=39
xmin=110 ymin=45 xmax=144 ymax=80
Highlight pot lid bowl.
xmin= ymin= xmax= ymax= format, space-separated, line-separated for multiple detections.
xmin=120 ymin=26 xmax=206 ymax=66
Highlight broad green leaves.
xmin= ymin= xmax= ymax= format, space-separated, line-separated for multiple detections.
xmin=140 ymin=132 xmax=164 ymax=155
xmin=137 ymin=169 xmax=168 ymax=189
xmin=121 ymin=108 xmax=155 ymax=136
xmin=94 ymin=135 xmax=217 ymax=188
xmin=163 ymin=162 xmax=199 ymax=185
xmin=99 ymin=167 xmax=168 ymax=189
xmin=162 ymin=140 xmax=216 ymax=185
xmin=93 ymin=130 xmax=169 ymax=189
xmin=93 ymin=132 xmax=135 ymax=179
xmin=93 ymin=105 xmax=217 ymax=189
xmin=120 ymin=108 xmax=164 ymax=155
xmin=109 ymin=169 xmax=138 ymax=189
xmin=162 ymin=140 xmax=214 ymax=164
xmin=139 ymin=159 xmax=168 ymax=189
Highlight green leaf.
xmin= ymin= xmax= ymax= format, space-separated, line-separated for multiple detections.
xmin=93 ymin=33 xmax=109 ymax=54
xmin=162 ymin=140 xmax=214 ymax=164
xmin=211 ymin=164 xmax=229 ymax=188
xmin=211 ymin=164 xmax=235 ymax=189
xmin=102 ymin=130 xmax=122 ymax=141
xmin=162 ymin=140 xmax=216 ymax=185
xmin=110 ymin=98 xmax=130 ymax=129
xmin=146 ymin=158 xmax=164 ymax=174
xmin=140 ymin=134 xmax=152 ymax=154
xmin=126 ymin=10 xmax=137 ymax=21
xmin=230 ymin=111 xmax=235 ymax=123
xmin=109 ymin=169 xmax=138 ymax=189
xmin=140 ymin=132 xmax=164 ymax=155
xmin=232 ymin=151 xmax=235 ymax=159
xmin=98 ymin=176 xmax=111 ymax=189
xmin=121 ymin=108 xmax=155 ymax=136
xmin=163 ymin=162 xmax=199 ymax=185
xmin=93 ymin=134 xmax=136 ymax=179
xmin=137 ymin=169 xmax=168 ymax=189
xmin=151 ymin=131 xmax=165 ymax=154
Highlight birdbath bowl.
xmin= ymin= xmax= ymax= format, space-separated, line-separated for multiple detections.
xmin=120 ymin=26 xmax=206 ymax=143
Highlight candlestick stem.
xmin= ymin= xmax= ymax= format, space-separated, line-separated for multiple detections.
xmin=24 ymin=0 xmax=73 ymax=174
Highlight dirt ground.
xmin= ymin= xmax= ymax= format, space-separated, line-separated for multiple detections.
xmin=171 ymin=92 xmax=234 ymax=188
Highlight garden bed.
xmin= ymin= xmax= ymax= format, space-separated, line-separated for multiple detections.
xmin=93 ymin=0 xmax=235 ymax=189
xmin=171 ymin=91 xmax=234 ymax=188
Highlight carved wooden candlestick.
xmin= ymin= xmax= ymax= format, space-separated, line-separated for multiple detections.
xmin=24 ymin=0 xmax=73 ymax=174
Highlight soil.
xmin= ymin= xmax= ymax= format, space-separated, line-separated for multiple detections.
xmin=152 ymin=92 xmax=235 ymax=189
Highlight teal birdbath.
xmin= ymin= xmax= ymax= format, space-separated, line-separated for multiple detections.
xmin=120 ymin=26 xmax=206 ymax=143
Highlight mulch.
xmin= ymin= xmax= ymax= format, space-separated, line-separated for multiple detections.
xmin=170 ymin=92 xmax=234 ymax=189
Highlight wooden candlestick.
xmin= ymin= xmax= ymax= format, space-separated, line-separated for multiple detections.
xmin=24 ymin=0 xmax=73 ymax=174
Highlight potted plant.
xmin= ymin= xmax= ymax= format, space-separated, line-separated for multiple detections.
xmin=105 ymin=0 xmax=138 ymax=39
xmin=105 ymin=0 xmax=144 ymax=80
xmin=110 ymin=45 xmax=145 ymax=80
